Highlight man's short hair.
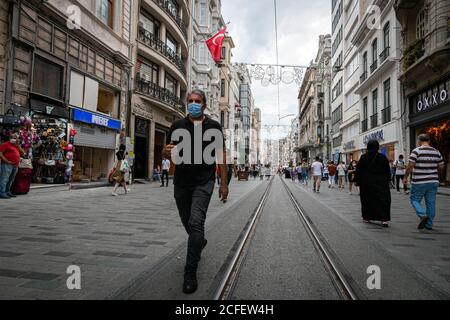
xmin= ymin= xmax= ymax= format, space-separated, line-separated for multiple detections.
xmin=418 ymin=134 xmax=430 ymax=142
xmin=189 ymin=89 xmax=207 ymax=105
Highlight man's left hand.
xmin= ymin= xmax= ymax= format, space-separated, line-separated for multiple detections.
xmin=219 ymin=185 xmax=229 ymax=203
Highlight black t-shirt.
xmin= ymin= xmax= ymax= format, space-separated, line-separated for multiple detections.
xmin=169 ymin=116 xmax=225 ymax=187
xmin=116 ymin=151 xmax=125 ymax=161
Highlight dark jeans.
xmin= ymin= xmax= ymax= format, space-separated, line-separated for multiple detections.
xmin=0 ymin=164 xmax=18 ymax=196
xmin=161 ymin=170 xmax=169 ymax=186
xmin=396 ymin=175 xmax=407 ymax=192
xmin=174 ymin=179 xmax=215 ymax=273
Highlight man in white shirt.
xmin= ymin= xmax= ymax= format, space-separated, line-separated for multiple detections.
xmin=311 ymin=156 xmax=324 ymax=193
xmin=161 ymin=157 xmax=171 ymax=187
xmin=394 ymin=155 xmax=408 ymax=194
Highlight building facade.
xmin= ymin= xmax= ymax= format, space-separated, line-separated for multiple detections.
xmin=352 ymin=0 xmax=404 ymax=162
xmin=1 ymin=0 xmax=133 ymax=183
xmin=395 ymin=0 xmax=450 ymax=186
xmin=130 ymin=0 xmax=191 ymax=180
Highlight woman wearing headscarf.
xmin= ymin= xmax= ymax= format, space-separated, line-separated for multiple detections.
xmin=355 ymin=140 xmax=391 ymax=227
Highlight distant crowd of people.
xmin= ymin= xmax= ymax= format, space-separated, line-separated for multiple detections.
xmin=278 ymin=135 xmax=444 ymax=230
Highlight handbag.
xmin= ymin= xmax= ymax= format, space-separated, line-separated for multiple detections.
xmin=19 ymin=158 xmax=33 ymax=169
xmin=120 ymin=159 xmax=130 ymax=173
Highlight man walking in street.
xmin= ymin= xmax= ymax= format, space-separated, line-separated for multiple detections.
xmin=328 ymin=161 xmax=337 ymax=188
xmin=404 ymin=134 xmax=444 ymax=230
xmin=163 ymin=89 xmax=228 ymax=294
xmin=337 ymin=161 xmax=346 ymax=189
xmin=161 ymin=157 xmax=170 ymax=187
xmin=394 ymin=155 xmax=408 ymax=194
xmin=311 ymin=156 xmax=323 ymax=193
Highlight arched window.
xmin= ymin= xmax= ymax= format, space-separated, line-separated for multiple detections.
xmin=416 ymin=6 xmax=427 ymax=40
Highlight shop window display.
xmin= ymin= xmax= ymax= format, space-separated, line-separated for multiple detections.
xmin=416 ymin=120 xmax=450 ymax=187
xmin=31 ymin=114 xmax=68 ymax=184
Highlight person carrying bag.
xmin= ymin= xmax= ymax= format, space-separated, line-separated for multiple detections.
xmin=111 ymin=145 xmax=129 ymax=196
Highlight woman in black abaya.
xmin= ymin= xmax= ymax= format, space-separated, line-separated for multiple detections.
xmin=355 ymin=140 xmax=391 ymax=227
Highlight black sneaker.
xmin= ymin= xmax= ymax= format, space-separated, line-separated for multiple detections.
xmin=424 ymin=226 xmax=433 ymax=231
xmin=418 ymin=216 xmax=429 ymax=230
xmin=183 ymin=272 xmax=197 ymax=294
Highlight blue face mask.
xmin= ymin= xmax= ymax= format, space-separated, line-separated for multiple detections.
xmin=188 ymin=103 xmax=203 ymax=118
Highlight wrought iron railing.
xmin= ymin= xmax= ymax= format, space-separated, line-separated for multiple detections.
xmin=370 ymin=113 xmax=378 ymax=129
xmin=379 ymin=46 xmax=390 ymax=63
xmin=370 ymin=59 xmax=378 ymax=73
xmin=382 ymin=106 xmax=391 ymax=124
xmin=135 ymin=77 xmax=185 ymax=114
xmin=152 ymin=0 xmax=188 ymax=39
xmin=138 ymin=26 xmax=186 ymax=76
xmin=360 ymin=71 xmax=367 ymax=83
xmin=361 ymin=119 xmax=368 ymax=133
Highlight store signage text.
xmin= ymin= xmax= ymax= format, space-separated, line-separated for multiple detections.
xmin=363 ymin=130 xmax=384 ymax=145
xmin=72 ymin=108 xmax=121 ymax=131
xmin=416 ymin=89 xmax=449 ymax=112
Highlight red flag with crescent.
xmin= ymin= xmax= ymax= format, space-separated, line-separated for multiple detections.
xmin=206 ymin=27 xmax=227 ymax=64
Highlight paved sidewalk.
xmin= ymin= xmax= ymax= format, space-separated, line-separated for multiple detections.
xmin=286 ymin=177 xmax=450 ymax=296
xmin=0 ymin=178 xmax=262 ymax=300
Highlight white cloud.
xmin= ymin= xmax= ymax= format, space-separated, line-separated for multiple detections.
xmin=222 ymin=0 xmax=331 ymax=137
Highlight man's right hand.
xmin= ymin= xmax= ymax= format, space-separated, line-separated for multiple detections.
xmin=162 ymin=144 xmax=176 ymax=159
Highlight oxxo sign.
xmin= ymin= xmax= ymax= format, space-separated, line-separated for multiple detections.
xmin=416 ymin=88 xmax=449 ymax=112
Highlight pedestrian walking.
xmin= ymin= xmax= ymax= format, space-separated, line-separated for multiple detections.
xmin=404 ymin=134 xmax=444 ymax=231
xmin=337 ymin=162 xmax=346 ymax=188
xmin=348 ymin=160 xmax=359 ymax=195
xmin=291 ymin=165 xmax=297 ymax=182
xmin=301 ymin=159 xmax=309 ymax=185
xmin=355 ymin=140 xmax=391 ymax=227
xmin=327 ymin=161 xmax=337 ymax=188
xmin=111 ymin=144 xmax=130 ymax=196
xmin=162 ymin=90 xmax=228 ymax=294
xmin=161 ymin=157 xmax=170 ymax=187
xmin=295 ymin=163 xmax=302 ymax=183
xmin=389 ymin=160 xmax=396 ymax=189
xmin=394 ymin=155 xmax=408 ymax=194
xmin=311 ymin=156 xmax=323 ymax=193
xmin=0 ymin=133 xmax=24 ymax=199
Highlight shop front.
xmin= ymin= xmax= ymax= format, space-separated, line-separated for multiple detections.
xmin=362 ymin=126 xmax=398 ymax=162
xmin=29 ymin=98 xmax=70 ymax=184
xmin=70 ymin=108 xmax=121 ymax=182
xmin=408 ymin=76 xmax=450 ymax=186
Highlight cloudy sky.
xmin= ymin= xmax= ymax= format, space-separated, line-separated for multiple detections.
xmin=222 ymin=0 xmax=331 ymax=138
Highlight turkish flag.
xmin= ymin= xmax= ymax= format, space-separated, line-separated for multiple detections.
xmin=206 ymin=28 xmax=227 ymax=64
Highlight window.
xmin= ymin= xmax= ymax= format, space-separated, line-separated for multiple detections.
xmin=139 ymin=12 xmax=159 ymax=37
xmin=199 ymin=2 xmax=208 ymax=26
xmin=221 ymin=47 xmax=226 ymax=61
xmin=317 ymin=103 xmax=322 ymax=118
xmin=69 ymin=71 xmax=119 ymax=118
xmin=166 ymin=33 xmax=178 ymax=54
xmin=167 ymin=0 xmax=179 ymax=18
xmin=332 ymin=1 xmax=342 ymax=33
xmin=165 ymin=73 xmax=177 ymax=95
xmin=137 ymin=59 xmax=159 ymax=84
xmin=384 ymin=78 xmax=391 ymax=108
xmin=332 ymin=26 xmax=343 ymax=56
xmin=416 ymin=7 xmax=427 ymax=40
xmin=363 ymin=97 xmax=368 ymax=120
xmin=332 ymin=78 xmax=343 ymax=101
xmin=383 ymin=22 xmax=390 ymax=50
xmin=97 ymin=0 xmax=114 ymax=28
xmin=197 ymin=42 xmax=208 ymax=64
xmin=32 ymin=55 xmax=63 ymax=100
xmin=361 ymin=51 xmax=368 ymax=81
xmin=332 ymin=105 xmax=343 ymax=125
xmin=220 ymin=111 xmax=225 ymax=127
xmin=370 ymin=39 xmax=378 ymax=72
xmin=372 ymin=89 xmax=378 ymax=115
xmin=221 ymin=79 xmax=226 ymax=97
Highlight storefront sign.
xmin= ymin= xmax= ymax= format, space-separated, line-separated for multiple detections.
xmin=416 ymin=89 xmax=449 ymax=112
xmin=30 ymin=99 xmax=69 ymax=118
xmin=72 ymin=108 xmax=121 ymax=131
xmin=342 ymin=140 xmax=355 ymax=150
xmin=363 ymin=130 xmax=384 ymax=144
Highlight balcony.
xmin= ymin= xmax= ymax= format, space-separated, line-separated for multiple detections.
xmin=382 ymin=106 xmax=391 ymax=124
xmin=135 ymin=77 xmax=185 ymax=115
xmin=360 ymin=71 xmax=367 ymax=83
xmin=370 ymin=60 xmax=378 ymax=73
xmin=138 ymin=26 xmax=186 ymax=76
xmin=401 ymin=39 xmax=425 ymax=72
xmin=317 ymin=92 xmax=324 ymax=98
xmin=379 ymin=47 xmax=390 ymax=63
xmin=153 ymin=0 xmax=188 ymax=39
xmin=370 ymin=113 xmax=378 ymax=129
xmin=361 ymin=119 xmax=368 ymax=133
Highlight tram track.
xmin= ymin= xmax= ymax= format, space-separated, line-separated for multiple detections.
xmin=214 ymin=175 xmax=360 ymax=300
